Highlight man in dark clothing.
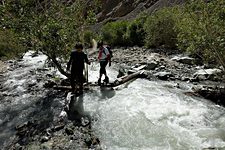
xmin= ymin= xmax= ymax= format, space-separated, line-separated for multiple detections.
xmin=97 ymin=41 xmax=111 ymax=85
xmin=67 ymin=43 xmax=90 ymax=93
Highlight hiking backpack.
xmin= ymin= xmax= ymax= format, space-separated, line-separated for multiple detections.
xmin=105 ymin=45 xmax=113 ymax=58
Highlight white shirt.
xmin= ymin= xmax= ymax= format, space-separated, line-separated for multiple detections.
xmin=99 ymin=47 xmax=110 ymax=61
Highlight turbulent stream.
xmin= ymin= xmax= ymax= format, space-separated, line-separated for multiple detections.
xmin=1 ymin=51 xmax=225 ymax=149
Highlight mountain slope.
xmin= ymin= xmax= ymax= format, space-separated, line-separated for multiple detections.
xmin=97 ymin=0 xmax=186 ymax=22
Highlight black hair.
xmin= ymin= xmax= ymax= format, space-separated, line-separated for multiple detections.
xmin=97 ymin=41 xmax=103 ymax=48
xmin=75 ymin=43 xmax=83 ymax=49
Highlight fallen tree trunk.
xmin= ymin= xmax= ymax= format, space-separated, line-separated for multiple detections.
xmin=112 ymin=71 xmax=144 ymax=87
xmin=53 ymin=71 xmax=144 ymax=90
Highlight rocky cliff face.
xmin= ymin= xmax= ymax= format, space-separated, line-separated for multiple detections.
xmin=97 ymin=0 xmax=186 ymax=22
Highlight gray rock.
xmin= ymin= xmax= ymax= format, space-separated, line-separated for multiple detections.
xmin=154 ymin=72 xmax=172 ymax=80
xmin=193 ymin=68 xmax=222 ymax=81
xmin=65 ymin=127 xmax=74 ymax=135
xmin=171 ymin=56 xmax=194 ymax=65
xmin=43 ymin=80 xmax=56 ymax=88
xmin=117 ymin=67 xmax=126 ymax=78
xmin=40 ymin=136 xmax=49 ymax=143
xmin=146 ymin=61 xmax=158 ymax=70
xmin=181 ymin=76 xmax=190 ymax=81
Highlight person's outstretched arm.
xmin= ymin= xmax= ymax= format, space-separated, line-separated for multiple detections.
xmin=67 ymin=53 xmax=72 ymax=71
xmin=84 ymin=53 xmax=90 ymax=65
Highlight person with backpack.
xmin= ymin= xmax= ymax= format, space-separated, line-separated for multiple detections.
xmin=67 ymin=43 xmax=90 ymax=94
xmin=97 ymin=41 xmax=112 ymax=85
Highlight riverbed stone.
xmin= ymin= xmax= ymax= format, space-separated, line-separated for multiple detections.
xmin=65 ymin=127 xmax=74 ymax=135
xmin=171 ymin=56 xmax=194 ymax=65
xmin=146 ymin=61 xmax=158 ymax=70
xmin=153 ymin=71 xmax=173 ymax=80
xmin=193 ymin=68 xmax=222 ymax=81
xmin=40 ymin=136 xmax=49 ymax=143
xmin=117 ymin=67 xmax=126 ymax=78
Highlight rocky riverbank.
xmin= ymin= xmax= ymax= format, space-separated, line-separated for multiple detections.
xmin=0 ymin=52 xmax=101 ymax=150
xmin=89 ymin=47 xmax=225 ymax=105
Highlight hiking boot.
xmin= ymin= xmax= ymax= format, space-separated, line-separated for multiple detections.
xmin=103 ymin=76 xmax=109 ymax=83
xmin=98 ymin=78 xmax=101 ymax=85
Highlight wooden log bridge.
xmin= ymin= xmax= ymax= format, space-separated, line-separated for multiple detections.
xmin=53 ymin=71 xmax=145 ymax=91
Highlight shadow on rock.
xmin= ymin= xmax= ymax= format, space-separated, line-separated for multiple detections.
xmin=1 ymin=90 xmax=65 ymax=149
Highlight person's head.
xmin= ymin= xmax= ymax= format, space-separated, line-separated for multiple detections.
xmin=97 ymin=41 xmax=103 ymax=48
xmin=75 ymin=43 xmax=83 ymax=52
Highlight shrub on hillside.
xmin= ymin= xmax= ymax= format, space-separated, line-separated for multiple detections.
xmin=101 ymin=21 xmax=129 ymax=46
xmin=125 ymin=13 xmax=147 ymax=46
xmin=176 ymin=0 xmax=225 ymax=68
xmin=83 ymin=30 xmax=97 ymax=48
xmin=0 ymin=29 xmax=25 ymax=59
xmin=144 ymin=8 xmax=178 ymax=49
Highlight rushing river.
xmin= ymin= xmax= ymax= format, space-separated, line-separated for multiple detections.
xmin=1 ymin=51 xmax=225 ymax=149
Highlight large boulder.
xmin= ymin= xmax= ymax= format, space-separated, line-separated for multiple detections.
xmin=146 ymin=61 xmax=158 ymax=70
xmin=193 ymin=68 xmax=222 ymax=81
xmin=153 ymin=71 xmax=173 ymax=80
xmin=193 ymin=85 xmax=225 ymax=106
xmin=171 ymin=56 xmax=194 ymax=65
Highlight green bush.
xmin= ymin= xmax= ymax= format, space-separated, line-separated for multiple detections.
xmin=144 ymin=8 xmax=178 ymax=49
xmin=125 ymin=13 xmax=147 ymax=46
xmin=1 ymin=0 xmax=99 ymax=77
xmin=83 ymin=30 xmax=97 ymax=48
xmin=101 ymin=21 xmax=129 ymax=46
xmin=0 ymin=29 xmax=25 ymax=59
xmin=176 ymin=0 xmax=225 ymax=68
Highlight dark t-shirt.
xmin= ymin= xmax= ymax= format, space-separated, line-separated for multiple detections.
xmin=67 ymin=50 xmax=88 ymax=73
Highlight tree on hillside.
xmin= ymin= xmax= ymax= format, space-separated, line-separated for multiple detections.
xmin=177 ymin=0 xmax=225 ymax=69
xmin=0 ymin=0 xmax=99 ymax=77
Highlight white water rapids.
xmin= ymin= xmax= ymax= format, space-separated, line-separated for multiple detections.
xmin=1 ymin=51 xmax=225 ymax=149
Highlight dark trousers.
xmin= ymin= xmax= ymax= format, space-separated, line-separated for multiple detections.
xmin=99 ymin=61 xmax=108 ymax=75
xmin=70 ymin=69 xmax=84 ymax=92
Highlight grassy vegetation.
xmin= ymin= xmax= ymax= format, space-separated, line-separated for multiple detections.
xmin=0 ymin=29 xmax=25 ymax=59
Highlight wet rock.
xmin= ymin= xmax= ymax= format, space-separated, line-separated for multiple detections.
xmin=65 ymin=127 xmax=74 ymax=135
xmin=193 ymin=85 xmax=225 ymax=106
xmin=54 ymin=124 xmax=65 ymax=131
xmin=46 ymin=73 xmax=53 ymax=78
xmin=181 ymin=76 xmax=190 ymax=81
xmin=84 ymin=134 xmax=92 ymax=147
xmin=171 ymin=56 xmax=194 ymax=65
xmin=60 ymin=78 xmax=70 ymax=86
xmin=117 ymin=67 xmax=126 ymax=78
xmin=43 ymin=80 xmax=57 ymax=88
xmin=40 ymin=136 xmax=49 ymax=143
xmin=14 ymin=143 xmax=22 ymax=150
xmin=92 ymin=137 xmax=100 ymax=145
xmin=159 ymin=65 xmax=166 ymax=70
xmin=193 ymin=68 xmax=222 ymax=81
xmin=146 ymin=61 xmax=158 ymax=70
xmin=31 ymin=52 xmax=39 ymax=57
xmin=81 ymin=117 xmax=90 ymax=127
xmin=154 ymin=71 xmax=173 ymax=80
xmin=28 ymin=82 xmax=36 ymax=88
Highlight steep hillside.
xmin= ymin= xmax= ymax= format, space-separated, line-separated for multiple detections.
xmin=97 ymin=0 xmax=186 ymax=22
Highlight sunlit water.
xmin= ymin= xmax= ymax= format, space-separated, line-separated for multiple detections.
xmin=85 ymin=63 xmax=225 ymax=150
xmin=1 ymin=51 xmax=225 ymax=149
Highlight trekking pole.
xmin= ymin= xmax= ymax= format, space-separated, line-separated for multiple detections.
xmin=86 ymin=56 xmax=89 ymax=84
xmin=85 ymin=49 xmax=89 ymax=84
